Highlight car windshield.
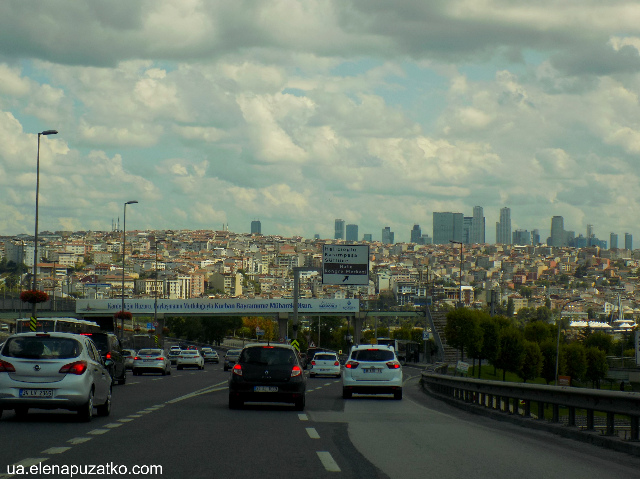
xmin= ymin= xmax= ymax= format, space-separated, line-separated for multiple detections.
xmin=240 ymin=347 xmax=296 ymax=366
xmin=139 ymin=349 xmax=162 ymax=355
xmin=3 ymin=336 xmax=81 ymax=360
xmin=351 ymin=349 xmax=395 ymax=362
xmin=315 ymin=354 xmax=336 ymax=361
xmin=227 ymin=351 xmax=241 ymax=357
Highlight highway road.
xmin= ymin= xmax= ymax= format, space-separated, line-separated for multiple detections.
xmin=1 ymin=357 xmax=640 ymax=479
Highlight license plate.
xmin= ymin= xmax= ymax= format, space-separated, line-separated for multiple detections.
xmin=254 ymin=386 xmax=278 ymax=393
xmin=20 ymin=389 xmax=53 ymax=398
xmin=143 ymin=359 xmax=154 ymax=362
xmin=364 ymin=368 xmax=381 ymax=374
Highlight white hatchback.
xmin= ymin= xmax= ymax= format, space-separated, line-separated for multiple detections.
xmin=342 ymin=345 xmax=403 ymax=400
xmin=309 ymin=352 xmax=341 ymax=378
xmin=176 ymin=350 xmax=204 ymax=370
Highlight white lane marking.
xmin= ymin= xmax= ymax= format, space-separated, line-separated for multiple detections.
xmin=0 ymin=458 xmax=48 ymax=479
xmin=306 ymin=427 xmax=320 ymax=439
xmin=105 ymin=423 xmax=123 ymax=428
xmin=118 ymin=418 xmax=134 ymax=423
xmin=42 ymin=447 xmax=71 ymax=454
xmin=324 ymin=383 xmax=331 ymax=386
xmin=298 ymin=413 xmax=309 ymax=421
xmin=152 ymin=378 xmax=164 ymax=381
xmin=67 ymin=437 xmax=92 ymax=445
xmin=165 ymin=380 xmax=228 ymax=404
xmin=317 ymin=451 xmax=341 ymax=472
xmin=128 ymin=414 xmax=142 ymax=418
xmin=137 ymin=410 xmax=152 ymax=414
xmin=87 ymin=429 xmax=109 ymax=435
xmin=315 ymin=387 xmax=323 ymax=390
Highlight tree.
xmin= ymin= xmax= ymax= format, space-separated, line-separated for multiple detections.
xmin=540 ymin=339 xmax=562 ymax=385
xmin=506 ymin=298 xmax=515 ymax=317
xmin=476 ymin=316 xmax=499 ymax=378
xmin=524 ymin=321 xmax=552 ymax=344
xmin=519 ymin=340 xmax=543 ymax=382
xmin=584 ymin=346 xmax=608 ymax=389
xmin=535 ymin=306 xmax=552 ymax=323
xmin=562 ymin=342 xmax=587 ymax=386
xmin=444 ymin=308 xmax=483 ymax=361
xmin=493 ymin=327 xmax=525 ymax=381
xmin=583 ymin=331 xmax=613 ymax=354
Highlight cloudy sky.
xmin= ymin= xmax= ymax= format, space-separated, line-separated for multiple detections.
xmin=1 ymin=1 xmax=640 ymax=244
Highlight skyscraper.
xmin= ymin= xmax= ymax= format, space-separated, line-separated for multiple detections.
xmin=532 ymin=229 xmax=540 ymax=245
xmin=433 ymin=212 xmax=463 ymax=244
xmin=346 ymin=224 xmax=358 ymax=242
xmin=470 ymin=206 xmax=485 ymax=244
xmin=512 ymin=229 xmax=531 ymax=245
xmin=549 ymin=216 xmax=564 ymax=247
xmin=250 ymin=220 xmax=261 ymax=235
xmin=382 ymin=227 xmax=394 ymax=244
xmin=625 ymin=233 xmax=633 ymax=250
xmin=334 ymin=219 xmax=345 ymax=240
xmin=495 ymin=207 xmax=511 ymax=244
xmin=410 ymin=224 xmax=422 ymax=244
xmin=610 ymin=233 xmax=618 ymax=249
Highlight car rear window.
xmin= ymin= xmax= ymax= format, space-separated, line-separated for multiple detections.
xmin=351 ymin=349 xmax=395 ymax=362
xmin=84 ymin=334 xmax=109 ymax=351
xmin=240 ymin=347 xmax=296 ymax=366
xmin=138 ymin=349 xmax=162 ymax=355
xmin=123 ymin=350 xmax=135 ymax=356
xmin=3 ymin=336 xmax=81 ymax=360
xmin=315 ymin=354 xmax=337 ymax=361
xmin=183 ymin=351 xmax=197 ymax=355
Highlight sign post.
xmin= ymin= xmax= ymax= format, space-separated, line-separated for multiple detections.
xmin=322 ymin=245 xmax=369 ymax=285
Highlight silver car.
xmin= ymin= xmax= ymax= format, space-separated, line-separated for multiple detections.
xmin=0 ymin=332 xmax=112 ymax=421
xmin=123 ymin=349 xmax=136 ymax=370
xmin=132 ymin=349 xmax=171 ymax=376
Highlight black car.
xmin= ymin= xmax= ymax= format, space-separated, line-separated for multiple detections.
xmin=83 ymin=332 xmax=127 ymax=385
xmin=228 ymin=344 xmax=306 ymax=410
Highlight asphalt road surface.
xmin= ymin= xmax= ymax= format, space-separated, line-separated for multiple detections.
xmin=2 ymin=360 xmax=640 ymax=479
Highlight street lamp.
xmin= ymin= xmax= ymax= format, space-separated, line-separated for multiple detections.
xmin=555 ymin=297 xmax=583 ymax=385
xmin=120 ymin=200 xmax=138 ymax=338
xmin=449 ymin=240 xmax=463 ymax=307
xmin=32 ymin=130 xmax=58 ymax=321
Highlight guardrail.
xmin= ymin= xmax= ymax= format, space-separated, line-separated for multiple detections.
xmin=421 ymin=372 xmax=640 ymax=442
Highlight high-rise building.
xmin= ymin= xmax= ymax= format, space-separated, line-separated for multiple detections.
xmin=382 ymin=227 xmax=394 ymax=244
xmin=495 ymin=207 xmax=511 ymax=244
xmin=610 ymin=233 xmax=618 ymax=249
xmin=363 ymin=234 xmax=372 ymax=242
xmin=532 ymin=229 xmax=540 ymax=245
xmin=410 ymin=224 xmax=422 ymax=244
xmin=471 ymin=206 xmax=485 ymax=244
xmin=586 ymin=224 xmax=594 ymax=239
xmin=625 ymin=233 xmax=633 ymax=250
xmin=250 ymin=220 xmax=262 ymax=235
xmin=334 ymin=219 xmax=345 ymax=240
xmin=549 ymin=216 xmax=564 ymax=247
xmin=346 ymin=224 xmax=359 ymax=242
xmin=512 ymin=229 xmax=531 ymax=245
xmin=433 ymin=212 xmax=463 ymax=244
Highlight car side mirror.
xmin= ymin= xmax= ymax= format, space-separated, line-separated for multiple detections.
xmin=104 ymin=359 xmax=114 ymax=367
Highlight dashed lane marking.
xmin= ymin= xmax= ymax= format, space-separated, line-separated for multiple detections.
xmin=87 ymin=429 xmax=109 ymax=435
xmin=306 ymin=428 xmax=320 ymax=439
xmin=317 ymin=451 xmax=341 ymax=472
xmin=105 ymin=423 xmax=123 ymax=428
xmin=298 ymin=413 xmax=309 ymax=421
xmin=67 ymin=437 xmax=92 ymax=445
xmin=41 ymin=447 xmax=70 ymax=454
xmin=118 ymin=418 xmax=134 ymax=423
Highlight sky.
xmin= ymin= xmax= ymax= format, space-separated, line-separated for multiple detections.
xmin=1 ymin=1 xmax=640 ymax=245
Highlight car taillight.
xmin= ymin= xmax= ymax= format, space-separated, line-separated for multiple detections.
xmin=386 ymin=361 xmax=401 ymax=369
xmin=291 ymin=365 xmax=302 ymax=377
xmin=59 ymin=360 xmax=88 ymax=375
xmin=345 ymin=361 xmax=359 ymax=369
xmin=0 ymin=359 xmax=15 ymax=372
xmin=334 ymin=361 xmax=340 ymax=366
xmin=311 ymin=360 xmax=316 ymax=366
xmin=134 ymin=356 xmax=140 ymax=360
xmin=105 ymin=352 xmax=112 ymax=360
xmin=156 ymin=357 xmax=165 ymax=361
xmin=232 ymin=364 xmax=243 ymax=376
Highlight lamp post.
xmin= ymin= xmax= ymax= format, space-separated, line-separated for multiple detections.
xmin=449 ymin=240 xmax=463 ymax=307
xmin=32 ymin=130 xmax=58 ymax=321
xmin=154 ymin=239 xmax=159 ymax=330
xmin=120 ymin=200 xmax=138 ymax=338
xmin=555 ymin=297 xmax=582 ymax=385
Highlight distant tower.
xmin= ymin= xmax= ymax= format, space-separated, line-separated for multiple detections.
xmin=334 ymin=219 xmax=345 ymax=240
xmin=345 ymin=224 xmax=358 ymax=242
xmin=550 ymin=216 xmax=564 ymax=247
xmin=625 ymin=233 xmax=633 ymax=250
xmin=610 ymin=233 xmax=618 ymax=249
xmin=410 ymin=224 xmax=422 ymax=244
xmin=251 ymin=220 xmax=262 ymax=235
xmin=433 ymin=212 xmax=463 ymax=244
xmin=495 ymin=207 xmax=511 ymax=244
xmin=382 ymin=227 xmax=394 ymax=244
xmin=471 ymin=206 xmax=485 ymax=244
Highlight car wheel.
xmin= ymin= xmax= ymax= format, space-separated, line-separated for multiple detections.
xmin=118 ymin=369 xmax=126 ymax=385
xmin=177 ymin=365 xmax=183 ymax=370
xmin=15 ymin=406 xmax=29 ymax=418
xmin=394 ymin=389 xmax=403 ymax=400
xmin=342 ymin=388 xmax=352 ymax=399
xmin=294 ymin=395 xmax=305 ymax=411
xmin=78 ymin=389 xmax=94 ymax=422
xmin=336 ymin=373 xmax=341 ymax=378
xmin=161 ymin=368 xmax=166 ymax=376
xmin=167 ymin=367 xmax=171 ymax=375
xmin=310 ymin=373 xmax=316 ymax=378
xmin=224 ymin=366 xmax=228 ymax=371
xmin=96 ymin=386 xmax=112 ymax=417
xmin=228 ymin=395 xmax=243 ymax=409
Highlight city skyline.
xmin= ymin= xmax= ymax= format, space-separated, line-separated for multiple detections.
xmin=2 ymin=3 xmax=640 ymax=244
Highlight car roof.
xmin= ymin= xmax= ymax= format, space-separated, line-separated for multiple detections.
xmin=7 ymin=332 xmax=85 ymax=339
xmin=243 ymin=343 xmax=295 ymax=350
xmin=351 ymin=344 xmax=394 ymax=351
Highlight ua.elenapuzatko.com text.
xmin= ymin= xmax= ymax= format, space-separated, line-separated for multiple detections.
xmin=6 ymin=462 xmax=162 ymax=476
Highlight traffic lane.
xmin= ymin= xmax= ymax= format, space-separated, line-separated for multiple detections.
xmin=344 ymin=377 xmax=640 ymax=479
xmin=38 ymin=383 xmax=364 ymax=479
xmin=0 ymin=366 xmax=224 ymax=464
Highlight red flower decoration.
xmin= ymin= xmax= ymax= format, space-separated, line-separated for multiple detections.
xmin=20 ymin=290 xmax=49 ymax=304
xmin=114 ymin=310 xmax=133 ymax=320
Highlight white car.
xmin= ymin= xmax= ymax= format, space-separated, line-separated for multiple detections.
xmin=176 ymin=350 xmax=204 ymax=370
xmin=132 ymin=348 xmax=171 ymax=376
xmin=309 ymin=352 xmax=341 ymax=378
xmin=342 ymin=344 xmax=403 ymax=400
xmin=0 ymin=332 xmax=112 ymax=420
